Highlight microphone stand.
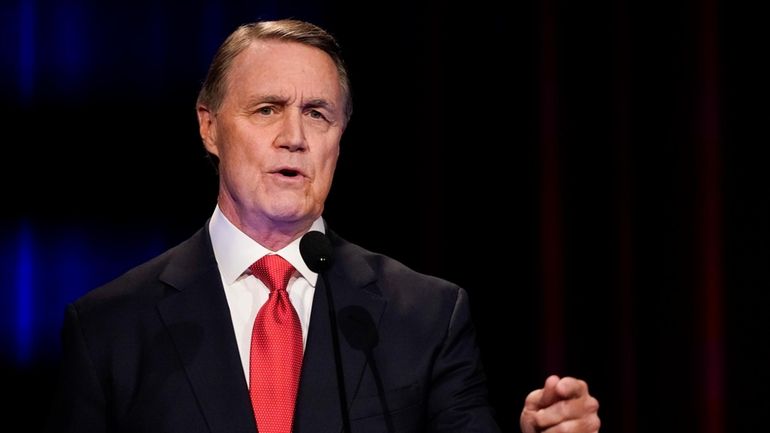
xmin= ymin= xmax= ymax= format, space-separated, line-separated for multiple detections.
xmin=321 ymin=272 xmax=351 ymax=433
xmin=300 ymin=231 xmax=352 ymax=433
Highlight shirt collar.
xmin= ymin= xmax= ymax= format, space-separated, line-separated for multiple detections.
xmin=208 ymin=205 xmax=326 ymax=286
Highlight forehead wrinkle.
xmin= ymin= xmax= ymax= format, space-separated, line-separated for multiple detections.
xmin=243 ymin=93 xmax=292 ymax=109
xmin=243 ymin=91 xmax=339 ymax=115
xmin=303 ymin=97 xmax=336 ymax=111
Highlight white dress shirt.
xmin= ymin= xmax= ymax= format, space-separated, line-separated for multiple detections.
xmin=208 ymin=205 xmax=325 ymax=385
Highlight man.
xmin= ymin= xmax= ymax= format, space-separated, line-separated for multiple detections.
xmin=47 ymin=19 xmax=600 ymax=433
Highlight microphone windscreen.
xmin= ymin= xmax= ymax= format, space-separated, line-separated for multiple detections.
xmin=339 ymin=305 xmax=379 ymax=352
xmin=300 ymin=230 xmax=334 ymax=273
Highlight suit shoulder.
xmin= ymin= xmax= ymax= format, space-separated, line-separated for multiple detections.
xmin=72 ymin=228 xmax=208 ymax=317
xmin=335 ymin=234 xmax=462 ymax=299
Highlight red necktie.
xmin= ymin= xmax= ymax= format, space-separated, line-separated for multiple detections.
xmin=249 ymin=255 xmax=303 ymax=433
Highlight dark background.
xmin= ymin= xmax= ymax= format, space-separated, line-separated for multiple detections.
xmin=1 ymin=1 xmax=767 ymax=432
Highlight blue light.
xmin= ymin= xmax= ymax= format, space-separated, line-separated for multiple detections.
xmin=18 ymin=0 xmax=37 ymax=102
xmin=52 ymin=1 xmax=88 ymax=93
xmin=15 ymin=222 xmax=34 ymax=364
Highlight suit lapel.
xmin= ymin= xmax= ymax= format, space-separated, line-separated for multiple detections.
xmin=294 ymin=232 xmax=386 ymax=433
xmin=156 ymin=228 xmax=257 ymax=433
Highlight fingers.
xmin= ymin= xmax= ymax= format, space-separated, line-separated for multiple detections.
xmin=533 ymin=395 xmax=600 ymax=429
xmin=520 ymin=375 xmax=561 ymax=433
xmin=539 ymin=375 xmax=562 ymax=408
xmin=540 ymin=375 xmax=588 ymax=407
xmin=524 ymin=388 xmax=544 ymax=411
xmin=555 ymin=376 xmax=589 ymax=400
xmin=520 ymin=375 xmax=600 ymax=433
xmin=540 ymin=413 xmax=601 ymax=433
xmin=523 ymin=375 xmax=560 ymax=411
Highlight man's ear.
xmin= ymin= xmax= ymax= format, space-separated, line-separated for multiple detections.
xmin=197 ymin=104 xmax=219 ymax=157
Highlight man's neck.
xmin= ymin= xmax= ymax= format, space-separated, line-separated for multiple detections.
xmin=217 ymin=204 xmax=314 ymax=252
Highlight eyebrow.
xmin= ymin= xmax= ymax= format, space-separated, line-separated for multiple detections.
xmin=245 ymin=95 xmax=337 ymax=113
xmin=245 ymin=94 xmax=289 ymax=110
xmin=303 ymin=98 xmax=336 ymax=112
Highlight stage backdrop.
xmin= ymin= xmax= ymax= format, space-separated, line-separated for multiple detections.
xmin=1 ymin=1 xmax=767 ymax=432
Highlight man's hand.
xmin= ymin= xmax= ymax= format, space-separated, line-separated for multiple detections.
xmin=520 ymin=375 xmax=600 ymax=433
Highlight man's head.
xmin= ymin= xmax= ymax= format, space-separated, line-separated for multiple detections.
xmin=196 ymin=20 xmax=351 ymax=247
xmin=197 ymin=20 xmax=352 ymax=121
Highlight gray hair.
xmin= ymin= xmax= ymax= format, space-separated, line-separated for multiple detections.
xmin=197 ymin=19 xmax=352 ymax=121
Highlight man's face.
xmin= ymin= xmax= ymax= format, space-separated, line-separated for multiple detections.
xmin=198 ymin=40 xmax=345 ymax=231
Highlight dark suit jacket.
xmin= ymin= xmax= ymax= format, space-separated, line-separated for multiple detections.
xmin=46 ymin=226 xmax=501 ymax=433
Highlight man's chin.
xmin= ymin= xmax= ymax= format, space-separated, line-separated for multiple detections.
xmin=265 ymin=205 xmax=320 ymax=227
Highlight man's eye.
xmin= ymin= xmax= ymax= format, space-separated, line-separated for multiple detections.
xmin=257 ymin=106 xmax=274 ymax=115
xmin=309 ymin=110 xmax=326 ymax=120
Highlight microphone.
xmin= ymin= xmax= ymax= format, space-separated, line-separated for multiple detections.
xmin=299 ymin=230 xmax=333 ymax=273
xmin=339 ymin=306 xmax=394 ymax=433
xmin=300 ymin=231 xmax=351 ymax=433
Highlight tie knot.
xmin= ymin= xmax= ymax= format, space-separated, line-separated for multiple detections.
xmin=249 ymin=255 xmax=295 ymax=292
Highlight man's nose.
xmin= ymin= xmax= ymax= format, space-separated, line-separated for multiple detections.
xmin=275 ymin=110 xmax=307 ymax=152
